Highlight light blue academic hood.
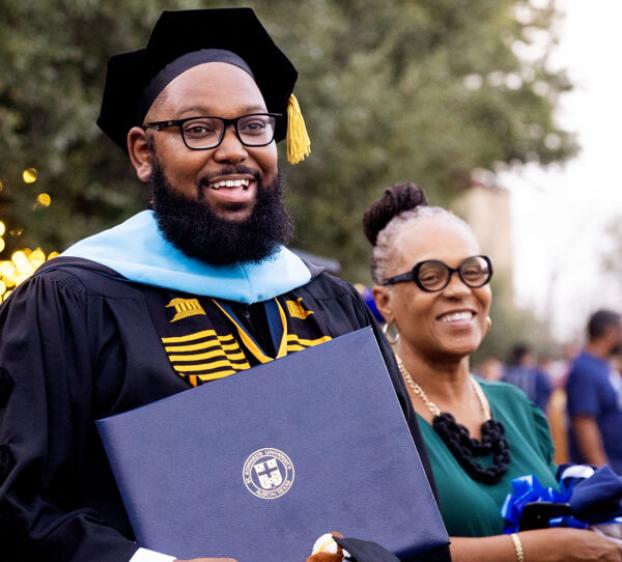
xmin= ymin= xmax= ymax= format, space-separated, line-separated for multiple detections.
xmin=63 ymin=210 xmax=311 ymax=304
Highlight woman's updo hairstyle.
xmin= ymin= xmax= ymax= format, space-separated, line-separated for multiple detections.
xmin=363 ymin=182 xmax=467 ymax=284
xmin=362 ymin=182 xmax=428 ymax=246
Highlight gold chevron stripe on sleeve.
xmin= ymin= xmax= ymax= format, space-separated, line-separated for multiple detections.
xmin=168 ymin=349 xmax=248 ymax=362
xmin=164 ymin=339 xmax=237 ymax=353
xmin=174 ymin=359 xmax=251 ymax=373
xmin=165 ymin=341 xmax=217 ymax=353
xmin=186 ymin=370 xmax=238 ymax=386
xmin=286 ymin=334 xmax=332 ymax=346
xmin=217 ymin=334 xmax=236 ymax=343
xmin=161 ymin=330 xmax=236 ymax=345
xmin=196 ymin=370 xmax=238 ymax=382
xmin=161 ymin=329 xmax=217 ymax=344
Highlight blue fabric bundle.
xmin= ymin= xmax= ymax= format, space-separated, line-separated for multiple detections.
xmin=502 ymin=465 xmax=622 ymax=532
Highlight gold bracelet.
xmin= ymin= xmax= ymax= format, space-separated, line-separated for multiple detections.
xmin=511 ymin=533 xmax=525 ymax=562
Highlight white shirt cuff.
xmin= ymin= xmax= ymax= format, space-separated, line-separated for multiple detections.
xmin=129 ymin=547 xmax=177 ymax=562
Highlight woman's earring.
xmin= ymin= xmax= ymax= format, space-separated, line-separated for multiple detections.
xmin=382 ymin=320 xmax=400 ymax=346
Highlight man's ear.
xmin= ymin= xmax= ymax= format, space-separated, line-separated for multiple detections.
xmin=127 ymin=127 xmax=154 ymax=183
xmin=372 ymin=285 xmax=393 ymax=324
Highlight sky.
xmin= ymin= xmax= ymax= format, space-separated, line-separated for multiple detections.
xmin=500 ymin=0 xmax=622 ymax=342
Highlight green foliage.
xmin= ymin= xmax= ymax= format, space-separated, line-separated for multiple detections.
xmin=0 ymin=0 xmax=165 ymax=252
xmin=252 ymin=0 xmax=577 ymax=280
xmin=0 ymin=0 xmax=576 ymax=283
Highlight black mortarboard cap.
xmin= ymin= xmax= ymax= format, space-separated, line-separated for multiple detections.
xmin=97 ymin=8 xmax=310 ymax=163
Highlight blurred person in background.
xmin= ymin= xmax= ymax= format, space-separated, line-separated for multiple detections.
xmin=502 ymin=343 xmax=552 ymax=412
xmin=539 ymin=344 xmax=579 ymax=464
xmin=566 ymin=309 xmax=622 ymax=474
xmin=364 ymin=182 xmax=621 ymax=562
xmin=539 ymin=352 xmax=571 ymax=464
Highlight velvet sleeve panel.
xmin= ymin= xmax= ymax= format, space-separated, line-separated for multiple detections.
xmin=0 ymin=271 xmax=139 ymax=562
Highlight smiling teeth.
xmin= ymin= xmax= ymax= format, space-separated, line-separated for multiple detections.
xmin=211 ymin=179 xmax=250 ymax=190
xmin=439 ymin=311 xmax=473 ymax=323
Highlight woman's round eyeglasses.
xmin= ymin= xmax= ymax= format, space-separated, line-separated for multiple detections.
xmin=382 ymin=255 xmax=493 ymax=292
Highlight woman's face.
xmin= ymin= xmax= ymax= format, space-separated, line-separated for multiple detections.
xmin=375 ymin=216 xmax=492 ymax=362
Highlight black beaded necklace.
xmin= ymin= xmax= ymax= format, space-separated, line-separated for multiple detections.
xmin=396 ymin=356 xmax=510 ymax=485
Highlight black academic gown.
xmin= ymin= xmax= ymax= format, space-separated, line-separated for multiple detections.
xmin=0 ymin=257 xmax=449 ymax=562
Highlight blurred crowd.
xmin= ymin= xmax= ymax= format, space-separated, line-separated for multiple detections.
xmin=475 ymin=309 xmax=622 ymax=472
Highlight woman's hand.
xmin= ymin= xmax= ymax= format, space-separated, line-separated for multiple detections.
xmin=451 ymin=528 xmax=622 ymax=562
xmin=523 ymin=528 xmax=622 ymax=562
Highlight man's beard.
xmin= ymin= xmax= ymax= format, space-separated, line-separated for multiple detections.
xmin=150 ymin=160 xmax=293 ymax=266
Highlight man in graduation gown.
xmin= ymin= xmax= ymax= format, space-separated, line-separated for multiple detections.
xmin=0 ymin=9 xmax=448 ymax=562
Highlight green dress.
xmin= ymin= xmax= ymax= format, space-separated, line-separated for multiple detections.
xmin=418 ymin=379 xmax=558 ymax=537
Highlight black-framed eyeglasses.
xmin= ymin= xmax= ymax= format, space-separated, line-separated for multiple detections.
xmin=143 ymin=113 xmax=282 ymax=150
xmin=382 ymin=255 xmax=493 ymax=292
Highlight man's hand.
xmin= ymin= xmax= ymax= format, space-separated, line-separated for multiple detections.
xmin=306 ymin=532 xmax=345 ymax=562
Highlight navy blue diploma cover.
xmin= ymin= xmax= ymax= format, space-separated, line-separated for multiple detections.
xmin=96 ymin=328 xmax=449 ymax=561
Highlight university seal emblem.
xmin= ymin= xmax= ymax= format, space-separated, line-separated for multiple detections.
xmin=242 ymin=448 xmax=295 ymax=500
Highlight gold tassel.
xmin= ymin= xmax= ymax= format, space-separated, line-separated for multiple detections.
xmin=286 ymin=94 xmax=311 ymax=164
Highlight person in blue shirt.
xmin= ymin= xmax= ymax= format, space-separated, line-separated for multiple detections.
xmin=566 ymin=309 xmax=622 ymax=474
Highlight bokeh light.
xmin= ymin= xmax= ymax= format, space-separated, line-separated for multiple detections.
xmin=36 ymin=193 xmax=52 ymax=207
xmin=22 ymin=168 xmax=38 ymax=184
xmin=0 ymin=247 xmax=56 ymax=303
xmin=12 ymin=251 xmax=32 ymax=275
xmin=0 ymin=169 xmax=56 ymax=303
